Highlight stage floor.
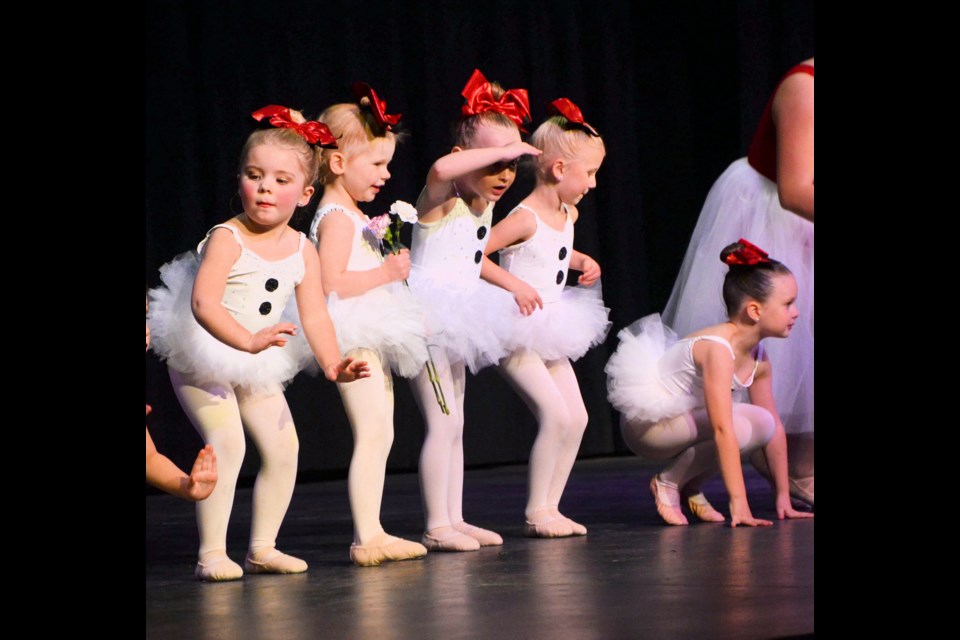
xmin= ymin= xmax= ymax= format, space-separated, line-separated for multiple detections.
xmin=146 ymin=456 xmax=813 ymax=639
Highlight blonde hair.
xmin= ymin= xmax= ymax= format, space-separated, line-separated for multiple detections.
xmin=317 ymin=102 xmax=403 ymax=185
xmin=453 ymin=81 xmax=519 ymax=148
xmin=529 ymin=116 xmax=606 ymax=179
xmin=238 ymin=108 xmax=322 ymax=186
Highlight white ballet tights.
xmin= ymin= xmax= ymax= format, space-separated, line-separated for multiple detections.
xmin=621 ymin=403 xmax=775 ymax=491
xmin=498 ymin=350 xmax=588 ymax=519
xmin=410 ymin=347 xmax=468 ymax=531
xmin=170 ymin=370 xmax=300 ymax=559
xmin=337 ymin=349 xmax=395 ymax=545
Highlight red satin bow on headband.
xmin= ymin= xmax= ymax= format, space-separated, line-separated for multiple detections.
xmin=549 ymin=98 xmax=599 ymax=136
xmin=724 ymin=239 xmax=771 ymax=266
xmin=351 ymin=82 xmax=401 ymax=132
xmin=251 ymin=105 xmax=338 ymax=148
xmin=460 ymin=69 xmax=531 ymax=132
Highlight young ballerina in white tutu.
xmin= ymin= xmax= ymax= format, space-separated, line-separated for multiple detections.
xmin=482 ymin=99 xmax=610 ymax=537
xmin=409 ymin=69 xmax=542 ymax=552
xmin=662 ymin=59 xmax=814 ymax=507
xmin=309 ymin=83 xmax=429 ymax=566
xmin=148 ymin=106 xmax=370 ymax=580
xmin=606 ymin=240 xmax=814 ymax=527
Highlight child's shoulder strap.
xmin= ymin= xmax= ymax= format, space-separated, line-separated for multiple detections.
xmin=689 ymin=335 xmax=735 ymax=360
xmin=309 ymin=204 xmax=358 ymax=244
xmin=197 ymin=223 xmax=243 ymax=253
xmin=510 ymin=203 xmax=541 ymax=227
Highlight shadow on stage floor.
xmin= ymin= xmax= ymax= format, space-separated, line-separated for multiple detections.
xmin=146 ymin=455 xmax=813 ymax=640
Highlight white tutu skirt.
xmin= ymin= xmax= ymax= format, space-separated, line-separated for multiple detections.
xmin=407 ymin=267 xmax=515 ymax=374
xmin=662 ymin=158 xmax=814 ymax=433
xmin=605 ymin=314 xmax=703 ymax=425
xmin=321 ymin=284 xmax=430 ymax=379
xmin=505 ymin=281 xmax=611 ymax=361
xmin=148 ymin=251 xmax=304 ymax=394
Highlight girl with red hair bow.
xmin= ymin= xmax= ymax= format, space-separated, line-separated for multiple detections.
xmin=407 ymin=69 xmax=542 ymax=553
xmin=662 ymin=59 xmax=815 ymax=509
xmin=606 ymin=240 xmax=814 ymax=528
xmin=307 ymin=84 xmax=430 ymax=567
xmin=481 ymin=99 xmax=610 ymax=538
xmin=148 ymin=106 xmax=369 ymax=581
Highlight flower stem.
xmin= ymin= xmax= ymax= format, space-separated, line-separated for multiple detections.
xmin=402 ymin=277 xmax=449 ymax=415
xmin=424 ymin=346 xmax=450 ymax=415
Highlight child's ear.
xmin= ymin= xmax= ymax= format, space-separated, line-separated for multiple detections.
xmin=451 ymin=146 xmax=464 ymax=154
xmin=329 ymin=151 xmax=347 ymax=176
xmin=299 ymin=185 xmax=316 ymax=206
xmin=550 ymin=158 xmax=565 ymax=182
xmin=746 ymin=300 xmax=762 ymax=323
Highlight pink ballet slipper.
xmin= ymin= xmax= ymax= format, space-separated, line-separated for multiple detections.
xmin=523 ymin=508 xmax=575 ymax=538
xmin=789 ymin=475 xmax=814 ymax=509
xmin=195 ymin=553 xmax=243 ymax=582
xmin=649 ymin=475 xmax=688 ymax=526
xmin=421 ymin=527 xmax=481 ymax=552
xmin=243 ymin=548 xmax=308 ymax=575
xmin=350 ymin=532 xmax=428 ymax=567
xmin=453 ymin=521 xmax=503 ymax=546
xmin=684 ymin=492 xmax=725 ymax=523
xmin=549 ymin=507 xmax=587 ymax=536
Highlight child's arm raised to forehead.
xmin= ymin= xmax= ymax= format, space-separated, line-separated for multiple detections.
xmin=748 ymin=358 xmax=815 ymax=521
xmin=317 ymin=210 xmax=410 ymax=299
xmin=192 ymin=228 xmax=297 ymax=353
xmin=418 ymin=142 xmax=542 ymax=216
xmin=773 ymin=72 xmax=814 ymax=222
xmin=296 ymin=243 xmax=371 ymax=382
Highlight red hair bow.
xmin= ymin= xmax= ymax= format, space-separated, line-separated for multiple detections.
xmin=251 ymin=105 xmax=338 ymax=148
xmin=351 ymin=82 xmax=401 ymax=132
xmin=724 ymin=238 xmax=772 ymax=266
xmin=460 ymin=69 xmax=531 ymax=132
xmin=549 ymin=98 xmax=599 ymax=136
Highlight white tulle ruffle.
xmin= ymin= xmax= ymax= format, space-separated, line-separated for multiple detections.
xmin=605 ymin=314 xmax=703 ymax=425
xmin=148 ymin=252 xmax=304 ymax=394
xmin=505 ymin=280 xmax=611 ymax=361
xmin=407 ymin=266 xmax=515 ymax=373
xmin=325 ymin=283 xmax=430 ymax=378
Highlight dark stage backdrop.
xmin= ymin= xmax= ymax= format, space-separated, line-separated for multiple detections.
xmin=145 ymin=0 xmax=814 ymax=484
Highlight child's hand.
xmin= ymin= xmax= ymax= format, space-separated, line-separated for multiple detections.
xmin=776 ymin=495 xmax=814 ymax=520
xmin=512 ymin=281 xmax=543 ymax=316
xmin=382 ymin=249 xmax=411 ymax=283
xmin=247 ymin=323 xmax=297 ymax=353
xmin=729 ymin=501 xmax=774 ymax=528
xmin=577 ymin=257 xmax=602 ymax=287
xmin=182 ymin=444 xmax=218 ymax=501
xmin=503 ymin=141 xmax=543 ymax=161
xmin=325 ymin=356 xmax=372 ymax=383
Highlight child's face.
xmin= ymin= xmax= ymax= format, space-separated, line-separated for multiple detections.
xmin=757 ymin=274 xmax=799 ymax=338
xmin=239 ymin=142 xmax=314 ymax=227
xmin=459 ymin=122 xmax=521 ymax=203
xmin=341 ymin=137 xmax=396 ymax=203
xmin=556 ymin=143 xmax=605 ymax=207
